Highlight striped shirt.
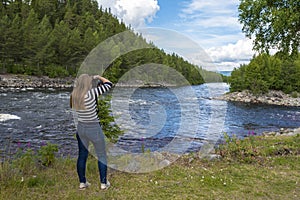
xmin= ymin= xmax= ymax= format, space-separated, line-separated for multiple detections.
xmin=77 ymin=82 xmax=112 ymax=123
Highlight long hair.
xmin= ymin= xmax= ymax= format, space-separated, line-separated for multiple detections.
xmin=71 ymin=74 xmax=92 ymax=110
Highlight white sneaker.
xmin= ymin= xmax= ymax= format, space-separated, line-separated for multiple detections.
xmin=100 ymin=180 xmax=110 ymax=190
xmin=79 ymin=181 xmax=91 ymax=190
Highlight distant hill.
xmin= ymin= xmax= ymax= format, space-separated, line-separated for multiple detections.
xmin=0 ymin=0 xmax=222 ymax=85
xmin=218 ymin=71 xmax=232 ymax=77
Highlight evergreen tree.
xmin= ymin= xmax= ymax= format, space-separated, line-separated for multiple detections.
xmin=35 ymin=15 xmax=53 ymax=67
xmin=0 ymin=0 xmax=206 ymax=85
xmin=23 ymin=9 xmax=40 ymax=66
xmin=6 ymin=15 xmax=23 ymax=64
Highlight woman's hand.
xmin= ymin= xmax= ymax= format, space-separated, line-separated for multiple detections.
xmin=93 ymin=75 xmax=111 ymax=83
xmin=93 ymin=75 xmax=100 ymax=79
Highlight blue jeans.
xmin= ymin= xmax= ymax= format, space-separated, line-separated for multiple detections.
xmin=76 ymin=122 xmax=107 ymax=184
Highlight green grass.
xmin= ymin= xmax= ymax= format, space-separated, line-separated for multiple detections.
xmin=1 ymin=135 xmax=299 ymax=200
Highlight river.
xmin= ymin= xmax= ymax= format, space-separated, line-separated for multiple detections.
xmin=1 ymin=83 xmax=300 ymax=159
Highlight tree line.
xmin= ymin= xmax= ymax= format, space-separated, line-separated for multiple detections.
xmin=0 ymin=0 xmax=215 ymax=85
xmin=228 ymin=54 xmax=300 ymax=94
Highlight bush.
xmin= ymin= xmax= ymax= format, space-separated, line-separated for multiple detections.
xmin=217 ymin=133 xmax=300 ymax=164
xmin=37 ymin=143 xmax=58 ymax=166
xmin=11 ymin=142 xmax=58 ymax=175
xmin=291 ymin=91 xmax=298 ymax=98
xmin=217 ymin=133 xmax=259 ymax=164
xmin=44 ymin=65 xmax=69 ymax=78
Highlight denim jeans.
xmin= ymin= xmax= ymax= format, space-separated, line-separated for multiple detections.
xmin=76 ymin=122 xmax=107 ymax=184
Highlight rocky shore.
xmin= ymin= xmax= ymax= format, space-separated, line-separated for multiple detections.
xmin=0 ymin=74 xmax=74 ymax=89
xmin=215 ymin=90 xmax=300 ymax=107
xmin=262 ymin=127 xmax=300 ymax=137
xmin=1 ymin=74 xmax=299 ymax=107
xmin=0 ymin=74 xmax=176 ymax=89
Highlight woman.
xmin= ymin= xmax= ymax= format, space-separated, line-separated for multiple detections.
xmin=71 ymin=74 xmax=112 ymax=190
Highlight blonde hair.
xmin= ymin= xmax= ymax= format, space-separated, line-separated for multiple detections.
xmin=71 ymin=74 xmax=92 ymax=110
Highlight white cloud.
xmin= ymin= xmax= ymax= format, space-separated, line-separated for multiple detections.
xmin=176 ymin=0 xmax=255 ymax=71
xmin=206 ymin=38 xmax=255 ymax=71
xmin=97 ymin=0 xmax=256 ymax=72
xmin=97 ymin=0 xmax=160 ymax=28
xmin=180 ymin=0 xmax=240 ymax=27
xmin=207 ymin=38 xmax=254 ymax=62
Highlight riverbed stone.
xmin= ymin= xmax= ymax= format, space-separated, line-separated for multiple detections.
xmin=0 ymin=74 xmax=73 ymax=89
xmin=215 ymin=89 xmax=300 ymax=107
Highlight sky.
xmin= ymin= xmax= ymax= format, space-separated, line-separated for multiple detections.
xmin=97 ymin=0 xmax=256 ymax=72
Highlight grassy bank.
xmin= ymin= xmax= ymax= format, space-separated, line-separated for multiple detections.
xmin=1 ymin=134 xmax=299 ymax=200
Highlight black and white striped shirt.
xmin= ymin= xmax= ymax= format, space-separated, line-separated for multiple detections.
xmin=77 ymin=82 xmax=112 ymax=123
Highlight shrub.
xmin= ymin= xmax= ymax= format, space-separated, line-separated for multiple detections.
xmin=11 ymin=142 xmax=58 ymax=175
xmin=97 ymin=95 xmax=124 ymax=143
xmin=44 ymin=65 xmax=69 ymax=78
xmin=217 ymin=133 xmax=260 ymax=164
xmin=37 ymin=143 xmax=58 ymax=166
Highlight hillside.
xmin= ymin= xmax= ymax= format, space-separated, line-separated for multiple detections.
xmin=0 ymin=0 xmax=221 ymax=85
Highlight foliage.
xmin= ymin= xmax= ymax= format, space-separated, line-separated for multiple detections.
xmin=10 ymin=142 xmax=58 ymax=176
xmin=228 ymin=53 xmax=300 ymax=94
xmin=12 ymin=148 xmax=37 ymax=174
xmin=239 ymin=0 xmax=300 ymax=56
xmin=217 ymin=133 xmax=300 ymax=164
xmin=97 ymin=95 xmax=123 ymax=143
xmin=103 ymin=48 xmax=209 ymax=86
xmin=0 ymin=0 xmax=209 ymax=85
xmin=37 ymin=143 xmax=59 ymax=167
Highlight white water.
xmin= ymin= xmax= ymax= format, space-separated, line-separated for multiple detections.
xmin=0 ymin=113 xmax=21 ymax=122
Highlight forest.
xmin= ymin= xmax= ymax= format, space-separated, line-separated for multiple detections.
xmin=0 ymin=0 xmax=220 ymax=85
xmin=228 ymin=54 xmax=300 ymax=95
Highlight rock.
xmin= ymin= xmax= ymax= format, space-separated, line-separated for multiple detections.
xmin=293 ymin=128 xmax=300 ymax=134
xmin=205 ymin=154 xmax=221 ymax=161
xmin=159 ymin=159 xmax=171 ymax=168
xmin=215 ymin=90 xmax=300 ymax=107
xmin=0 ymin=74 xmax=73 ymax=89
xmin=262 ymin=127 xmax=300 ymax=137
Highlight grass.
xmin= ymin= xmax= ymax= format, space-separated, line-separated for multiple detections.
xmin=1 ymin=134 xmax=299 ymax=200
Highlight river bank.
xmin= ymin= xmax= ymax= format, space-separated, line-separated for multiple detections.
xmin=0 ymin=74 xmax=74 ymax=89
xmin=2 ymin=73 xmax=300 ymax=107
xmin=215 ymin=90 xmax=300 ymax=107
xmin=0 ymin=74 xmax=176 ymax=89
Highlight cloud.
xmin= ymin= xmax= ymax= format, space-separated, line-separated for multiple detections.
xmin=97 ymin=0 xmax=256 ymax=72
xmin=179 ymin=0 xmax=240 ymax=27
xmin=205 ymin=38 xmax=255 ymax=71
xmin=207 ymin=38 xmax=254 ymax=62
xmin=97 ymin=0 xmax=160 ymax=28
xmin=175 ymin=0 xmax=255 ymax=71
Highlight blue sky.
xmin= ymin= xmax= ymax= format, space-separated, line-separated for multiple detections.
xmin=97 ymin=0 xmax=256 ymax=71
